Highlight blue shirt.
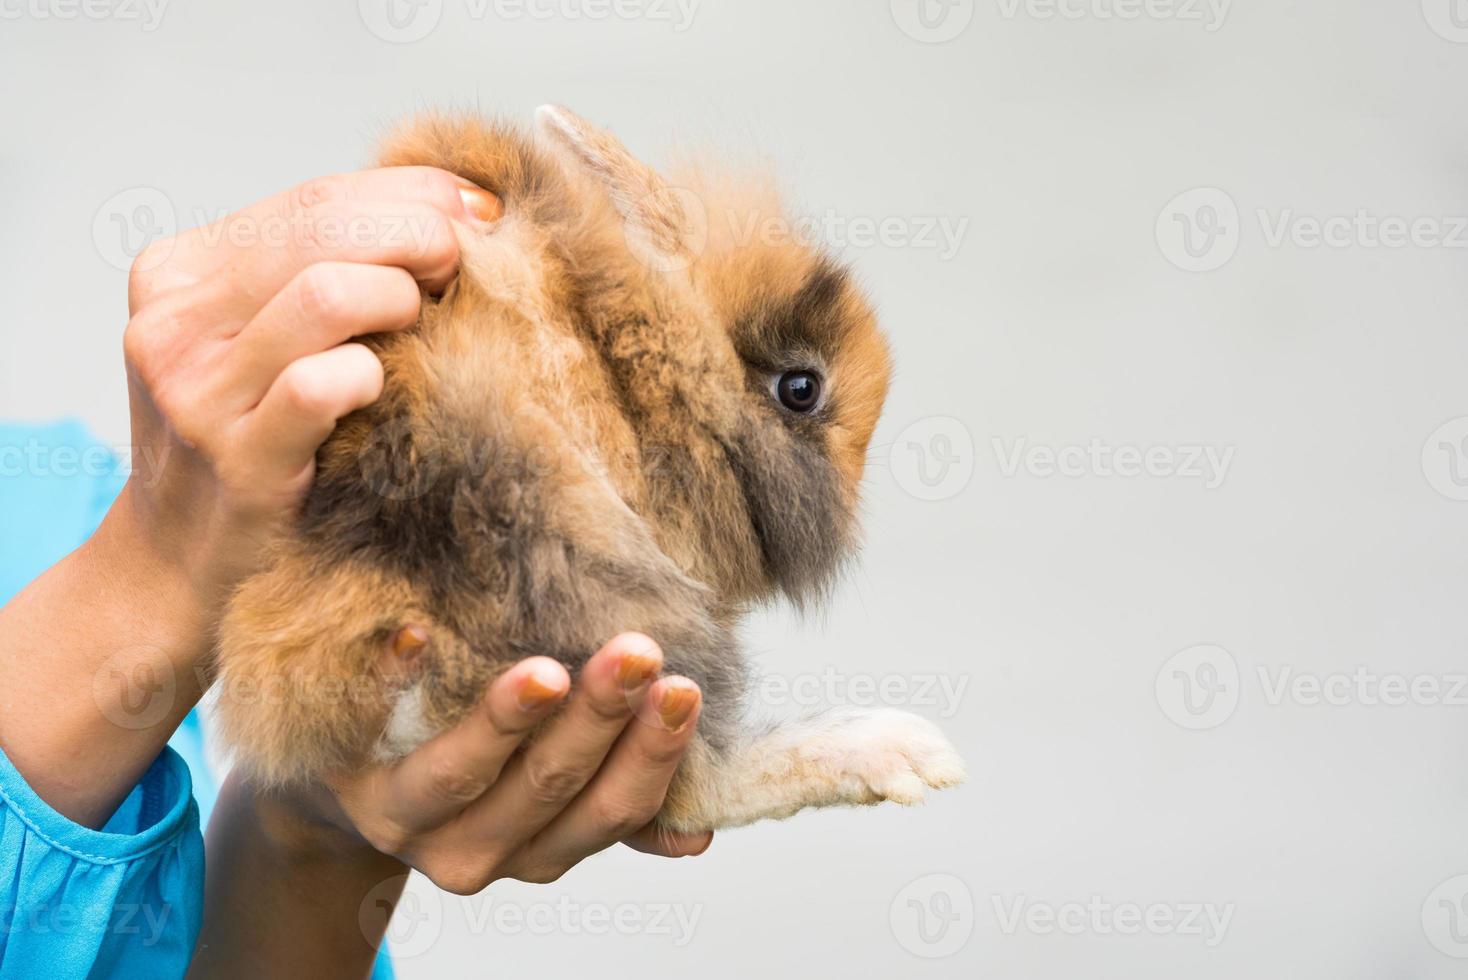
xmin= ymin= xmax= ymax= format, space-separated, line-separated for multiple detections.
xmin=0 ymin=421 xmax=392 ymax=978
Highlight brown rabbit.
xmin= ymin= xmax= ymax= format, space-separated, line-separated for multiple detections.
xmin=213 ymin=105 xmax=964 ymax=832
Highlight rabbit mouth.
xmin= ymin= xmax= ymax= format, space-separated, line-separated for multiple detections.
xmin=710 ymin=429 xmax=776 ymax=574
xmin=707 ymin=420 xmax=846 ymax=600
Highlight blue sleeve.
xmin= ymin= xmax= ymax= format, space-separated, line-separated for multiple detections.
xmin=0 ymin=420 xmax=204 ymax=978
xmin=0 ymin=420 xmax=396 ymax=979
xmin=0 ymin=743 xmax=203 ymax=979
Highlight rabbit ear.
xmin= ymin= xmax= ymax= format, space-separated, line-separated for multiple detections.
xmin=535 ymin=104 xmax=704 ymax=269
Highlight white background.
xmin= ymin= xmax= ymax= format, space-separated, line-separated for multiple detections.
xmin=4 ymin=0 xmax=1468 ymax=977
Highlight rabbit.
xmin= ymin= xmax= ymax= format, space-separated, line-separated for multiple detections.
xmin=213 ymin=105 xmax=965 ymax=833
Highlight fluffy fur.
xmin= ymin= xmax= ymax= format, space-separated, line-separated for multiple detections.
xmin=214 ymin=106 xmax=963 ymax=831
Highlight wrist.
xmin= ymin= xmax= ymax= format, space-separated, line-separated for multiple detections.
xmin=87 ymin=482 xmax=223 ymax=659
xmin=0 ymin=484 xmax=214 ymax=825
xmin=241 ymin=778 xmax=406 ymax=875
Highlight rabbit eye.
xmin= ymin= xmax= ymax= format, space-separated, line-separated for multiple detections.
xmin=775 ymin=370 xmax=822 ymax=413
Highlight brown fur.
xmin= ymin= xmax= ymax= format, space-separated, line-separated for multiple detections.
xmin=214 ymin=107 xmax=942 ymax=831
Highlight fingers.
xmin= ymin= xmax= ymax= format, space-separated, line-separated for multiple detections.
xmin=220 ymin=263 xmax=423 ymax=412
xmin=165 ymin=168 xmax=496 ymax=282
xmin=208 ymin=198 xmax=466 ymax=312
xmin=459 ymin=633 xmax=663 ymax=842
xmin=129 ymin=166 xmax=504 ymax=325
xmin=508 ymin=676 xmax=702 ymax=879
xmin=371 ymin=658 xmax=571 ymax=834
xmin=227 ymin=343 xmax=387 ymax=487
xmin=623 ymin=824 xmax=715 ymax=859
xmin=119 ymin=168 xmax=507 ymax=495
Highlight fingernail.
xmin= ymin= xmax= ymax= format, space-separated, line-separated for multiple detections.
xmin=617 ymin=651 xmax=661 ymax=692
xmin=517 ymin=670 xmax=564 ymax=712
xmin=656 ymin=684 xmax=699 ymax=732
xmin=392 ymin=625 xmax=429 ymax=658
xmin=458 ymin=185 xmax=504 ymax=226
xmin=688 ymin=832 xmax=714 ymax=857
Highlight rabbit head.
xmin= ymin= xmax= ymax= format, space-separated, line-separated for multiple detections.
xmin=527 ymin=105 xmax=892 ymax=605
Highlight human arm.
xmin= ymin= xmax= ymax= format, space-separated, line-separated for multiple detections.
xmin=189 ymin=633 xmax=709 ymax=978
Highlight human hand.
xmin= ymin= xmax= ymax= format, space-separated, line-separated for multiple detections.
xmin=0 ymin=168 xmax=503 ymax=827
xmin=250 ymin=633 xmax=711 ymax=894
xmin=108 ymin=167 xmax=504 ymax=613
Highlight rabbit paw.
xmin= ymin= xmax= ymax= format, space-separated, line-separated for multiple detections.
xmin=798 ymin=707 xmax=967 ymax=806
